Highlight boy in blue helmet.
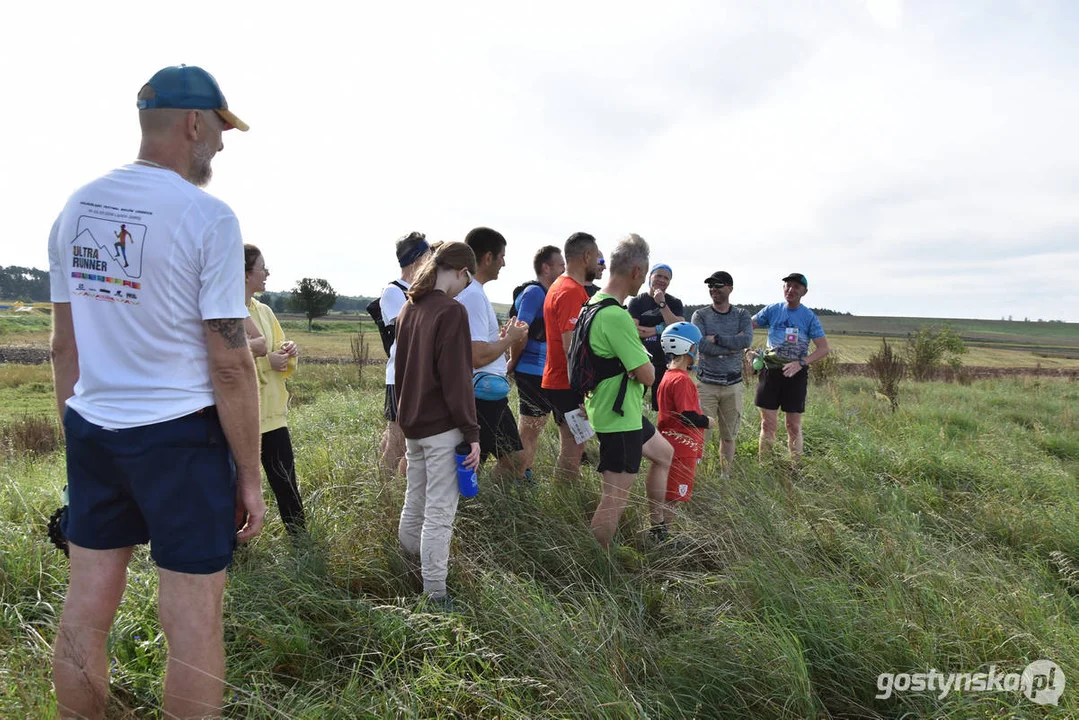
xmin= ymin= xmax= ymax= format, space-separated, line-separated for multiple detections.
xmin=654 ymin=322 xmax=715 ymax=539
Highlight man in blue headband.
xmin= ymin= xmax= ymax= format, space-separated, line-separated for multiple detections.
xmin=379 ymin=232 xmax=432 ymax=476
xmin=628 ymin=262 xmax=685 ymax=410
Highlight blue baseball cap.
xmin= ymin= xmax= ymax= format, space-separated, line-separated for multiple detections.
xmin=137 ymin=65 xmax=248 ymax=132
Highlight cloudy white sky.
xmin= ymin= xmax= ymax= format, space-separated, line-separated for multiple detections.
xmin=2 ymin=0 xmax=1077 ymax=321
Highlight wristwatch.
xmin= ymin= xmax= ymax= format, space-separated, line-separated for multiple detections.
xmin=657 ymin=301 xmax=666 ymax=309
xmin=799 ymin=358 xmax=807 ymax=368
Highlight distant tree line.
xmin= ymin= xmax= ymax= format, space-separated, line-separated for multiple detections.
xmin=1001 ymin=315 xmax=1066 ymax=323
xmin=4 ymin=264 xmax=866 ymax=320
xmin=258 ymin=290 xmax=377 ymax=315
xmin=0 ymin=266 xmax=50 ymax=302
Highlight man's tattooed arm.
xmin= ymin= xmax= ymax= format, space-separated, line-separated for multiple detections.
xmin=204 ymin=318 xmax=248 ymax=350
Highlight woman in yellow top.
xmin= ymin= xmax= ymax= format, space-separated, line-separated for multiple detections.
xmin=244 ymin=244 xmax=305 ymax=535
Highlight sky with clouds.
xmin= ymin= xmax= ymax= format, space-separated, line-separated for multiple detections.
xmin=2 ymin=0 xmax=1076 ymax=321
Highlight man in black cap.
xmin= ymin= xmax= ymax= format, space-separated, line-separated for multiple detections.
xmin=49 ymin=65 xmax=262 ymax=718
xmin=691 ymin=271 xmax=753 ymax=474
xmin=749 ymin=273 xmax=831 ymax=464
xmin=379 ymin=232 xmax=431 ymax=476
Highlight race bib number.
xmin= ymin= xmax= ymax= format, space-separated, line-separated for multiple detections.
xmin=785 ymin=327 xmax=799 ymax=344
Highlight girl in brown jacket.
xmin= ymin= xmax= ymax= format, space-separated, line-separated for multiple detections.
xmin=393 ymin=241 xmax=481 ymax=606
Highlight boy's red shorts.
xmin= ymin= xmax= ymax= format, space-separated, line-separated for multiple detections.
xmin=666 ymin=455 xmax=699 ymax=502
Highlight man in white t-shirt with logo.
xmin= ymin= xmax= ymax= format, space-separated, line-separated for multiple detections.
xmin=378 ymin=231 xmax=431 ymax=476
xmin=48 ymin=65 xmax=264 ymax=719
xmin=458 ymin=227 xmax=529 ymax=477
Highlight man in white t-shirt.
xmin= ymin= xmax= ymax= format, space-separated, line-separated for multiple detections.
xmin=378 ymin=231 xmax=430 ymax=476
xmin=48 ymin=65 xmax=264 ymax=719
xmin=458 ymin=227 xmax=528 ymax=477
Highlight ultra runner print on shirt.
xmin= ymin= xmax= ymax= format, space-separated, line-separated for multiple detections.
xmin=68 ymin=204 xmax=150 ymax=305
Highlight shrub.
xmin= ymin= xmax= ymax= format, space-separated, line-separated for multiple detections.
xmin=905 ymin=324 xmax=967 ymax=381
xmin=349 ymin=332 xmax=370 ymax=384
xmin=811 ymin=349 xmax=839 ymax=386
xmin=0 ymin=415 xmax=61 ymax=456
xmin=741 ymin=350 xmax=758 ymax=387
xmin=867 ymin=337 xmax=905 ymax=411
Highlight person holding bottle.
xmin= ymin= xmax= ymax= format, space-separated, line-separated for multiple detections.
xmin=394 ymin=241 xmax=481 ymax=608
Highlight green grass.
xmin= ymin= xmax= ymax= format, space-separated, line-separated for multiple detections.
xmin=2 ymin=365 xmax=1078 ymax=716
xmin=0 ymin=312 xmax=52 ymax=349
xmin=0 ymin=313 xmax=51 ymax=335
xmin=0 ymin=364 xmax=56 ymax=417
xmin=278 ymin=319 xmax=374 ymax=335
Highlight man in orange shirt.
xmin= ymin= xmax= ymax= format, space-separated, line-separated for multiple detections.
xmin=542 ymin=231 xmax=601 ymax=479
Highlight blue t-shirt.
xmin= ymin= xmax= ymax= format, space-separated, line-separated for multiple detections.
xmin=753 ymin=303 xmax=825 ymax=360
xmin=514 ymin=284 xmax=547 ymax=375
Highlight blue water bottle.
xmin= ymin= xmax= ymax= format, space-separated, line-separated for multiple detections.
xmin=455 ymin=442 xmax=479 ymax=498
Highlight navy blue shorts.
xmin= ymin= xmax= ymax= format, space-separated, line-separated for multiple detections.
xmin=62 ymin=406 xmax=237 ymax=574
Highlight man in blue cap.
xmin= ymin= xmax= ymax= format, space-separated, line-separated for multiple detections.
xmin=49 ymin=65 xmax=262 ymax=719
xmin=749 ymin=273 xmax=831 ymax=465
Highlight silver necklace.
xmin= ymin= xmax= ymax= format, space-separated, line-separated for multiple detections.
xmin=134 ymin=158 xmax=170 ymax=170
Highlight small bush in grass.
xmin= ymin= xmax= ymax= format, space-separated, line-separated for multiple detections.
xmin=741 ymin=350 xmax=758 ymax=387
xmin=349 ymin=332 xmax=370 ymax=384
xmin=811 ymin=349 xmax=839 ymax=386
xmin=867 ymin=337 xmax=905 ymax=411
xmin=905 ymin=324 xmax=967 ymax=381
xmin=0 ymin=414 xmax=60 ymax=456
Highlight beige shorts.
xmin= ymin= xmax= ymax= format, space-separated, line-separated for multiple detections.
xmin=697 ymin=381 xmax=744 ymax=442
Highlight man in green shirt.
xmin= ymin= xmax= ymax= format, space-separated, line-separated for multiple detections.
xmin=584 ymin=234 xmax=674 ymax=548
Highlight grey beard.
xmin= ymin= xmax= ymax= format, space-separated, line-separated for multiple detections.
xmin=192 ymin=142 xmax=215 ymax=187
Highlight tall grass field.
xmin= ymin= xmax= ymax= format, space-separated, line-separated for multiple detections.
xmin=1 ymin=361 xmax=1077 ymax=717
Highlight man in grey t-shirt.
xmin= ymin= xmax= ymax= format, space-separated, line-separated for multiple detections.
xmin=691 ymin=271 xmax=753 ymax=473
